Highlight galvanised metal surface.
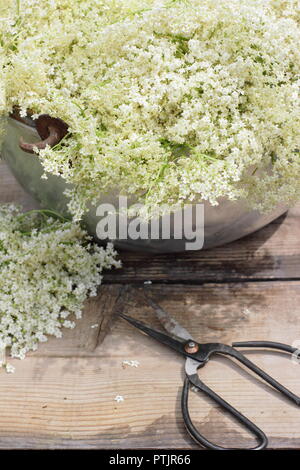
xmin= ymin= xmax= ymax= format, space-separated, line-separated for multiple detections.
xmin=0 ymin=116 xmax=287 ymax=253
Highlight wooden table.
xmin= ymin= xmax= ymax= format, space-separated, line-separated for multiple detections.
xmin=1 ymin=159 xmax=300 ymax=449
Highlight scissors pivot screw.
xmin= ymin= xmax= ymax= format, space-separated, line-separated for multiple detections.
xmin=184 ymin=340 xmax=199 ymax=354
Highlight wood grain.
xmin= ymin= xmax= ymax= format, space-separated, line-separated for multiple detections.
xmin=1 ymin=159 xmax=300 ymax=449
xmin=0 ymin=283 xmax=299 ymax=449
xmin=105 ymin=206 xmax=300 ymax=283
xmin=1 ymin=159 xmax=300 ymax=284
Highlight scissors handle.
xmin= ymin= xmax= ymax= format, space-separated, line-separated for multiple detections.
xmin=228 ymin=341 xmax=300 ymax=406
xmin=182 ymin=341 xmax=300 ymax=450
xmin=182 ymin=374 xmax=268 ymax=450
xmin=232 ymin=340 xmax=298 ymax=354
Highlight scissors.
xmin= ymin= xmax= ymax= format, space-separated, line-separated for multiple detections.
xmin=119 ymin=297 xmax=300 ymax=450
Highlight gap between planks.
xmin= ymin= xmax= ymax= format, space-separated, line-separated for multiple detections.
xmin=1 ymin=159 xmax=300 ymax=284
xmin=0 ymin=282 xmax=300 ymax=448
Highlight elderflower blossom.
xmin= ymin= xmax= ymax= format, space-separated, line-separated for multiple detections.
xmin=114 ymin=395 xmax=124 ymax=403
xmin=0 ymin=204 xmax=121 ymax=360
xmin=122 ymin=360 xmax=140 ymax=368
xmin=5 ymin=363 xmax=15 ymax=374
xmin=0 ymin=0 xmax=300 ymax=218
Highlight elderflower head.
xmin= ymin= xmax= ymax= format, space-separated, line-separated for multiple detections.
xmin=5 ymin=363 xmax=15 ymax=374
xmin=0 ymin=0 xmax=300 ymax=217
xmin=122 ymin=360 xmax=140 ymax=368
xmin=114 ymin=395 xmax=124 ymax=403
xmin=0 ymin=204 xmax=120 ymax=360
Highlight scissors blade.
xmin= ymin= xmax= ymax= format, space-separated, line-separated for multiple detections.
xmin=119 ymin=312 xmax=188 ymax=356
xmin=185 ymin=357 xmax=200 ymax=376
xmin=144 ymin=295 xmax=194 ymax=341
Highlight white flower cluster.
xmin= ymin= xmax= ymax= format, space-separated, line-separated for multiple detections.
xmin=0 ymin=204 xmax=120 ymax=360
xmin=122 ymin=359 xmax=140 ymax=368
xmin=114 ymin=395 xmax=124 ymax=403
xmin=1 ymin=0 xmax=300 ymax=217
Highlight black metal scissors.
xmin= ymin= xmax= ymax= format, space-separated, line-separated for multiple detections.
xmin=119 ymin=298 xmax=300 ymax=450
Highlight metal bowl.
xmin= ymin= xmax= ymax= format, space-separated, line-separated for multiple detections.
xmin=0 ymin=115 xmax=287 ymax=253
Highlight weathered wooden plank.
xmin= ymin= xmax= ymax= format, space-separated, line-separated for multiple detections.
xmin=34 ymin=285 xmax=125 ymax=357
xmin=0 ymin=282 xmax=299 ymax=449
xmin=2 ymin=148 xmax=300 ymax=449
xmin=105 ymin=206 xmax=300 ymax=283
xmin=1 ymin=159 xmax=300 ymax=283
